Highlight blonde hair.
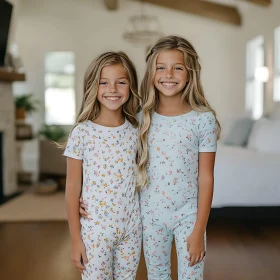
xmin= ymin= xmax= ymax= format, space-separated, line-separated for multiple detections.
xmin=137 ymin=35 xmax=221 ymax=190
xmin=60 ymin=51 xmax=141 ymax=148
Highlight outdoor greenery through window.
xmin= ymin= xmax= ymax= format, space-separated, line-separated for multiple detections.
xmin=44 ymin=52 xmax=76 ymax=125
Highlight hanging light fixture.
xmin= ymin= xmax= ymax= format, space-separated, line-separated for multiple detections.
xmin=123 ymin=0 xmax=164 ymax=46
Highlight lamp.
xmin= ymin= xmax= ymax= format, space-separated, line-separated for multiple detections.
xmin=255 ymin=66 xmax=269 ymax=82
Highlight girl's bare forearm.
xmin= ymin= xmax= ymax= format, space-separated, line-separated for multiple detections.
xmin=194 ymin=177 xmax=214 ymax=233
xmin=66 ymin=183 xmax=82 ymax=242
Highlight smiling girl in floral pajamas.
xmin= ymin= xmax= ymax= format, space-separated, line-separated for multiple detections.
xmin=64 ymin=51 xmax=142 ymax=280
xmin=137 ymin=35 xmax=220 ymax=280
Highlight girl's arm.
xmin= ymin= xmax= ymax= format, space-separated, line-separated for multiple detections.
xmin=187 ymin=152 xmax=216 ymax=267
xmin=195 ymin=152 xmax=216 ymax=233
xmin=65 ymin=157 xmax=88 ymax=272
xmin=65 ymin=157 xmax=83 ymax=241
xmin=188 ymin=111 xmax=217 ymax=266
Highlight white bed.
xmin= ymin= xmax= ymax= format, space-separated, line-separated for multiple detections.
xmin=212 ymin=144 xmax=280 ymax=208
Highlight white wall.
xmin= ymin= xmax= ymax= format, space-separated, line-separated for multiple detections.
xmin=7 ymin=0 xmax=21 ymax=49
xmin=14 ymin=0 xmax=280 ymax=175
xmin=13 ymin=0 xmax=245 ymax=122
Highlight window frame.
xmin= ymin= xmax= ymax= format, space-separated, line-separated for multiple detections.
xmin=245 ymin=35 xmax=265 ymax=120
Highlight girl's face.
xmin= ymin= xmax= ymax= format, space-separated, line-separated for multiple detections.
xmin=97 ymin=64 xmax=130 ymax=112
xmin=154 ymin=49 xmax=188 ymax=98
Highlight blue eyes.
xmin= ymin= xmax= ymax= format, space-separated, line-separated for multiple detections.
xmin=99 ymin=81 xmax=127 ymax=85
xmin=156 ymin=67 xmax=183 ymax=71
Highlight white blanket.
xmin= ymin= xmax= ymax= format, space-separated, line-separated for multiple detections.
xmin=212 ymin=144 xmax=280 ymax=207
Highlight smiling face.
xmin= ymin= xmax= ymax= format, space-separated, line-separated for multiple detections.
xmin=154 ymin=49 xmax=188 ymax=99
xmin=97 ymin=64 xmax=130 ymax=112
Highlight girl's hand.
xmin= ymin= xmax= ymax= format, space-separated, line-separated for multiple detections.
xmin=71 ymin=239 xmax=88 ymax=274
xmin=186 ymin=229 xmax=205 ymax=267
xmin=79 ymin=197 xmax=89 ymax=219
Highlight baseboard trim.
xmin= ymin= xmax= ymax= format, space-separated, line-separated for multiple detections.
xmin=210 ymin=206 xmax=280 ymax=223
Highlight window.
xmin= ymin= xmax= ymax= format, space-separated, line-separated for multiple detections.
xmin=245 ymin=35 xmax=264 ymax=120
xmin=274 ymin=26 xmax=280 ymax=101
xmin=44 ymin=52 xmax=76 ymax=125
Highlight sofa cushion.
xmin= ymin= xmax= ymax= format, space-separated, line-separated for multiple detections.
xmin=247 ymin=118 xmax=280 ymax=154
xmin=223 ymin=117 xmax=254 ymax=146
xmin=270 ymin=102 xmax=280 ymax=120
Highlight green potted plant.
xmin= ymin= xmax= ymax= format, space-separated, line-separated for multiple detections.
xmin=15 ymin=94 xmax=39 ymax=120
xmin=38 ymin=124 xmax=68 ymax=191
xmin=38 ymin=124 xmax=68 ymax=142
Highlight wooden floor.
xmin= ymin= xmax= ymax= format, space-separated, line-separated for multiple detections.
xmin=0 ymin=221 xmax=279 ymax=280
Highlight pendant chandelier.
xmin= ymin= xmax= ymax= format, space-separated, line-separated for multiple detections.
xmin=123 ymin=1 xmax=164 ymax=46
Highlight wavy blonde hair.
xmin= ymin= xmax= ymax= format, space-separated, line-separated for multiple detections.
xmin=60 ymin=51 xmax=141 ymax=148
xmin=137 ymin=35 xmax=221 ymax=190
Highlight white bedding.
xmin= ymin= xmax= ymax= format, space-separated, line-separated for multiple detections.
xmin=212 ymin=144 xmax=280 ymax=208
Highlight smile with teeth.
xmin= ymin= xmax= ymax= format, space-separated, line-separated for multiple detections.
xmin=104 ymin=96 xmax=121 ymax=101
xmin=161 ymin=82 xmax=178 ymax=88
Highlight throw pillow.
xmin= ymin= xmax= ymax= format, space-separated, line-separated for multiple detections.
xmin=223 ymin=117 xmax=254 ymax=146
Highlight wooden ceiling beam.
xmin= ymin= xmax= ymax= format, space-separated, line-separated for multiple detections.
xmin=242 ymin=0 xmax=271 ymax=6
xmin=137 ymin=0 xmax=241 ymax=26
xmin=104 ymin=0 xmax=118 ymax=10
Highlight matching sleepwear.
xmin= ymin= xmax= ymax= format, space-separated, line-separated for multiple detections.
xmin=140 ymin=110 xmax=217 ymax=280
xmin=64 ymin=109 xmax=217 ymax=280
xmin=64 ymin=119 xmax=142 ymax=280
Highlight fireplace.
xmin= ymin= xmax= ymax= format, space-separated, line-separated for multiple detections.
xmin=0 ymin=71 xmax=25 ymax=204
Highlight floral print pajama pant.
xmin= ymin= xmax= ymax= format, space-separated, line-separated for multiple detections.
xmin=142 ymin=216 xmax=205 ymax=280
xmin=81 ymin=218 xmax=142 ymax=280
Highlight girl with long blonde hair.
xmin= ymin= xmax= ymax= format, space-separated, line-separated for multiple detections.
xmin=64 ymin=51 xmax=142 ymax=279
xmin=138 ymin=35 xmax=220 ymax=279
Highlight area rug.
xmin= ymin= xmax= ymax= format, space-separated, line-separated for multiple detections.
xmin=0 ymin=190 xmax=67 ymax=222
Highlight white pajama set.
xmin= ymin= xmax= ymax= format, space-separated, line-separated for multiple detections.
xmin=140 ymin=111 xmax=217 ymax=280
xmin=64 ymin=119 xmax=142 ymax=280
